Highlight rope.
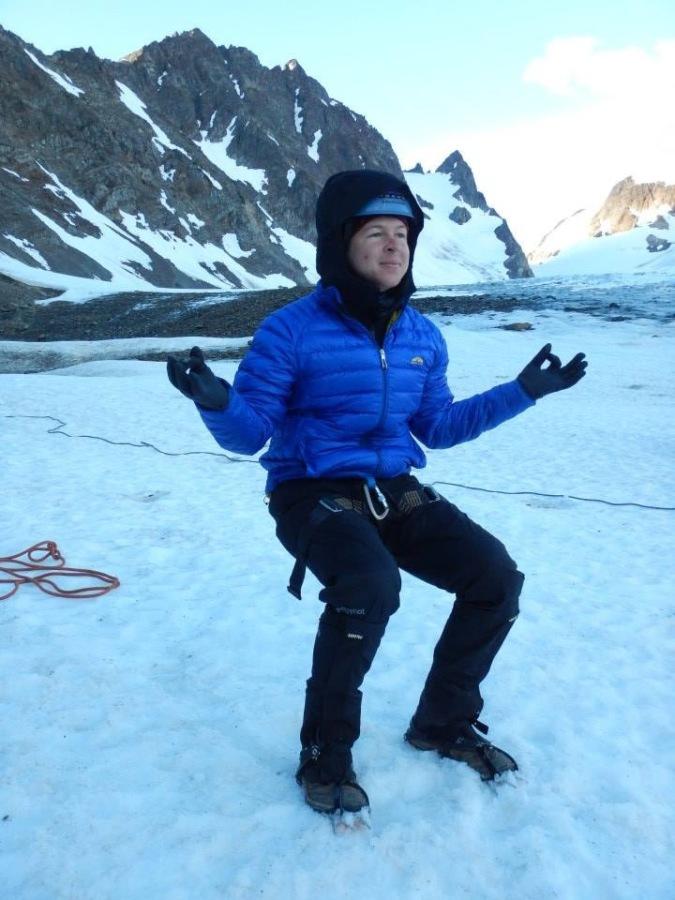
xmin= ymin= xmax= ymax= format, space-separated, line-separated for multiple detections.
xmin=5 ymin=415 xmax=256 ymax=463
xmin=430 ymin=481 xmax=675 ymax=512
xmin=0 ymin=541 xmax=120 ymax=601
xmin=5 ymin=416 xmax=674 ymax=511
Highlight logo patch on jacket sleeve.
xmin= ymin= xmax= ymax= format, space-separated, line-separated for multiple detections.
xmin=410 ymin=355 xmax=425 ymax=366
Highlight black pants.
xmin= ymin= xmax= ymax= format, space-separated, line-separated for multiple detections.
xmin=269 ymin=475 xmax=523 ymax=771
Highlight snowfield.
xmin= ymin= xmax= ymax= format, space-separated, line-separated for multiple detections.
xmin=534 ymin=223 xmax=675 ymax=277
xmin=1 ymin=306 xmax=674 ymax=899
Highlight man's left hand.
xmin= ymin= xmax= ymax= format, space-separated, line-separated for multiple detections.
xmin=517 ymin=344 xmax=588 ymax=400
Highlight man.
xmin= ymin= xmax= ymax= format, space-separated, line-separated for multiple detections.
xmin=167 ymin=169 xmax=587 ymax=816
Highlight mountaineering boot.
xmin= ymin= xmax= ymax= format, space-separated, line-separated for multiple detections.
xmin=405 ymin=718 xmax=518 ymax=781
xmin=295 ymin=744 xmax=370 ymax=814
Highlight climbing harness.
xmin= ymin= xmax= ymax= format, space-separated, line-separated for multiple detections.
xmin=286 ymin=480 xmax=441 ymax=600
xmin=0 ymin=541 xmax=120 ymax=601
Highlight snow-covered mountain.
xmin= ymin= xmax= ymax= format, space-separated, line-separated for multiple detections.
xmin=0 ymin=26 xmax=529 ymax=304
xmin=406 ymin=153 xmax=531 ymax=284
xmin=530 ymin=177 xmax=675 ymax=275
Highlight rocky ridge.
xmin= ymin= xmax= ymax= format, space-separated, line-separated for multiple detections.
xmin=0 ymin=25 xmax=529 ymax=306
xmin=529 ymin=176 xmax=675 ymax=269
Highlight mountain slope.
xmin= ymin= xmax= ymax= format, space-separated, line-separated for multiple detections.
xmin=0 ymin=26 xmax=528 ymax=299
xmin=530 ymin=177 xmax=675 ymax=275
xmin=407 ymin=152 xmax=531 ymax=285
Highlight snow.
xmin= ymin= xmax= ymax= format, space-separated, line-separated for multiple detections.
xmin=529 ymin=174 xmax=675 ymax=272
xmin=287 ymin=168 xmax=296 ymax=188
xmin=268 ymin=226 xmax=318 ymax=280
xmin=24 ymin=48 xmax=84 ymax=97
xmin=187 ymin=214 xmax=205 ymax=230
xmin=151 ymin=137 xmax=166 ymax=156
xmin=0 ymin=250 xmax=244 ymax=305
xmin=200 ymin=168 xmax=222 ymax=190
xmin=158 ymin=166 xmax=175 ymax=183
xmin=535 ymin=223 xmax=675 ymax=276
xmin=294 ymin=88 xmax=303 ymax=134
xmin=2 ymin=167 xmax=30 ymax=182
xmin=528 ymin=208 xmax=594 ymax=266
xmin=634 ymin=203 xmax=673 ymax=228
xmin=0 ymin=336 xmax=250 ymax=371
xmin=150 ymin=137 xmax=166 ymax=156
xmin=256 ymin=201 xmax=273 ymax=224
xmin=221 ymin=233 xmax=254 ymax=259
xmin=2 ymin=234 xmax=50 ymax=268
xmin=194 ymin=117 xmax=267 ymax=193
xmin=117 ymin=211 xmax=291 ymax=291
xmin=2 ymin=304 xmax=673 ymax=898
xmin=0 ymin=251 xmax=137 ymax=301
xmin=159 ymin=191 xmax=175 ymax=214
xmin=0 ymin=164 xmax=287 ymax=296
xmin=157 ymin=71 xmax=168 ymax=87
xmin=32 ymin=166 xmax=155 ymax=286
xmin=307 ymin=129 xmax=322 ymax=163
xmin=115 ymin=82 xmax=190 ymax=158
xmin=405 ymin=171 xmax=510 ymax=285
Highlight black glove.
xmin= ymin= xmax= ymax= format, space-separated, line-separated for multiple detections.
xmin=517 ymin=343 xmax=588 ymax=400
xmin=166 ymin=346 xmax=230 ymax=410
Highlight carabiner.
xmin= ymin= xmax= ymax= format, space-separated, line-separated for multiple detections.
xmin=363 ymin=481 xmax=390 ymax=521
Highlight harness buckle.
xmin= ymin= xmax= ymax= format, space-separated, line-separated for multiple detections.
xmin=319 ymin=497 xmax=345 ymax=513
xmin=423 ymin=485 xmax=441 ymax=503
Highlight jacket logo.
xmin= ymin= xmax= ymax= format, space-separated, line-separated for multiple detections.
xmin=410 ymin=355 xmax=425 ymax=366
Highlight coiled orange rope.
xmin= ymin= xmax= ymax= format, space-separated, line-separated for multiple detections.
xmin=0 ymin=541 xmax=120 ymax=601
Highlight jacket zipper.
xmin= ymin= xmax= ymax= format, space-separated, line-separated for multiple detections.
xmin=376 ymin=346 xmax=389 ymax=431
xmin=369 ymin=342 xmax=389 ymax=478
xmin=334 ymin=300 xmax=394 ymax=475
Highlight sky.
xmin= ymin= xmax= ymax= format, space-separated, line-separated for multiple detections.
xmin=1 ymin=0 xmax=674 ymax=248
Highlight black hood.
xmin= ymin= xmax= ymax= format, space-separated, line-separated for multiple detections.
xmin=315 ymin=170 xmax=425 ymax=325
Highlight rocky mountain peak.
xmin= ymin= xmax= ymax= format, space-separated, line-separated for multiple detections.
xmin=131 ymin=28 xmax=227 ymax=72
xmin=121 ymin=48 xmax=144 ymax=64
xmin=529 ymin=174 xmax=675 ymax=272
xmin=0 ymin=24 xmax=532 ymax=306
xmin=436 ymin=150 xmax=489 ymax=213
xmin=160 ymin=28 xmax=216 ymax=52
xmin=53 ymin=46 xmax=99 ymax=65
xmin=590 ymin=176 xmax=675 ymax=236
xmin=436 ymin=149 xmax=465 ymax=172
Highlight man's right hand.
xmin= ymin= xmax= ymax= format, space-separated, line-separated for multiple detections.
xmin=166 ymin=346 xmax=230 ymax=410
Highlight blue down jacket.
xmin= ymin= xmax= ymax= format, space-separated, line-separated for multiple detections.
xmin=198 ymin=283 xmax=535 ymax=492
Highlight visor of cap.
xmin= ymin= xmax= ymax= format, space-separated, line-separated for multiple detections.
xmin=355 ymin=194 xmax=414 ymax=219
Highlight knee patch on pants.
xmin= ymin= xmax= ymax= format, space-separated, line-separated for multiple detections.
xmin=320 ymin=565 xmax=401 ymax=624
xmin=463 ymin=561 xmax=523 ymax=618
xmin=500 ymin=567 xmax=524 ymax=621
xmin=482 ymin=568 xmax=523 ymax=623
